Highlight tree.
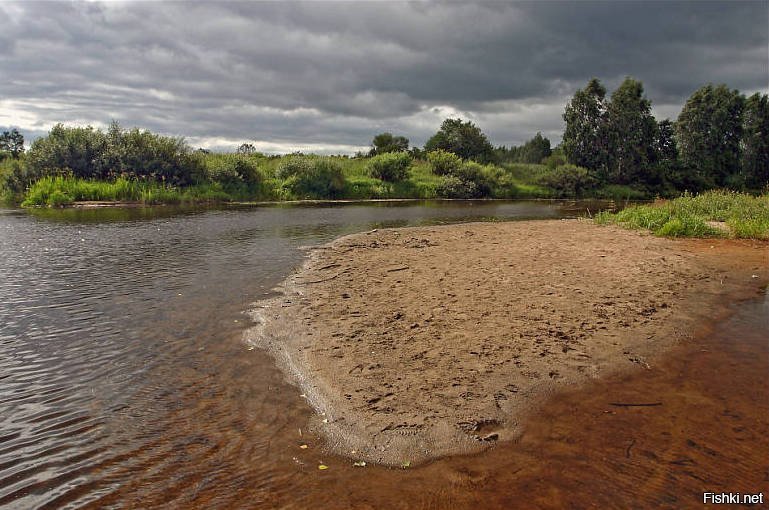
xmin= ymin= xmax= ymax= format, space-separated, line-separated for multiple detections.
xmin=655 ymin=119 xmax=678 ymax=164
xmin=740 ymin=92 xmax=769 ymax=189
xmin=370 ymin=132 xmax=409 ymax=155
xmin=26 ymin=124 xmax=107 ymax=179
xmin=604 ymin=77 xmax=658 ymax=184
xmin=562 ymin=78 xmax=608 ymax=173
xmin=424 ymin=118 xmax=493 ymax=162
xmin=518 ymin=132 xmax=552 ymax=164
xmin=0 ymin=129 xmax=24 ymax=158
xmin=675 ymin=84 xmax=744 ymax=188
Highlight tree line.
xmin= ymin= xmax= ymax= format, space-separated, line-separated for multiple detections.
xmin=365 ymin=78 xmax=767 ymax=194
xmin=2 ymin=78 xmax=766 ymax=200
xmin=562 ymin=78 xmax=767 ymax=192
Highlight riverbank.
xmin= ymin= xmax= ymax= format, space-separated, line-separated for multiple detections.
xmin=248 ymin=219 xmax=767 ymax=466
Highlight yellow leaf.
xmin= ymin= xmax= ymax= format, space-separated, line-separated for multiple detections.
xmin=318 ymin=464 xmax=329 ymax=470
xmin=299 ymin=444 xmax=308 ymax=449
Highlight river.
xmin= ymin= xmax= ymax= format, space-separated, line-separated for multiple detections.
xmin=0 ymin=200 xmax=765 ymax=509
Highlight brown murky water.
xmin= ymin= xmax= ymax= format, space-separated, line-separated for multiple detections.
xmin=1 ymin=201 xmax=765 ymax=509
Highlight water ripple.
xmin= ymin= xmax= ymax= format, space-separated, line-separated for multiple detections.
xmin=0 ymin=201 xmax=624 ymax=508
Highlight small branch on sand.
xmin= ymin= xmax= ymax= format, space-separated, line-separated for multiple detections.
xmin=386 ymin=265 xmax=410 ymax=272
xmin=625 ymin=438 xmax=636 ymax=458
xmin=609 ymin=402 xmax=662 ymax=407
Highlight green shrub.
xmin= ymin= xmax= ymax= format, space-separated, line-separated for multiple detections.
xmin=0 ymin=156 xmax=29 ymax=194
xmin=536 ymin=164 xmax=597 ymax=198
xmin=542 ymin=153 xmax=567 ymax=169
xmin=367 ymin=152 xmax=412 ymax=182
xmin=203 ymin=154 xmax=263 ymax=187
xmin=25 ymin=122 xmax=201 ymax=185
xmin=435 ymin=175 xmax=479 ymax=198
xmin=280 ymin=157 xmax=346 ymax=199
xmin=427 ymin=149 xmax=462 ymax=175
xmin=453 ymin=161 xmax=494 ymax=197
xmin=276 ymin=156 xmax=314 ymax=179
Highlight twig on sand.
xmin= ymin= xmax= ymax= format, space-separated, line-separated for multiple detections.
xmin=386 ymin=265 xmax=410 ymax=272
xmin=609 ymin=402 xmax=662 ymax=407
xmin=625 ymin=438 xmax=636 ymax=458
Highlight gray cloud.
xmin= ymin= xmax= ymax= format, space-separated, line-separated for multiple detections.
xmin=0 ymin=1 xmax=766 ymax=153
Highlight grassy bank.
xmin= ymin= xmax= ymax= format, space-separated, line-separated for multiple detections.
xmin=11 ymin=156 xmax=658 ymax=207
xmin=19 ymin=176 xmax=262 ymax=207
xmin=0 ymin=122 xmax=665 ymax=206
xmin=595 ymin=190 xmax=769 ymax=239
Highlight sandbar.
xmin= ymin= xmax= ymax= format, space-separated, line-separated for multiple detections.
xmin=247 ymin=219 xmax=767 ymax=466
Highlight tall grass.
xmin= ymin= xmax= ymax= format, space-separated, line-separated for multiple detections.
xmin=595 ymin=190 xmax=769 ymax=239
xmin=21 ymin=176 xmax=243 ymax=207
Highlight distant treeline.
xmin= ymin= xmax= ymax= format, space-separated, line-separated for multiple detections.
xmin=1 ymin=78 xmax=766 ymax=205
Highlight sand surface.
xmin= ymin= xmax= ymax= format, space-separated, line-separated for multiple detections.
xmin=247 ymin=219 xmax=767 ymax=466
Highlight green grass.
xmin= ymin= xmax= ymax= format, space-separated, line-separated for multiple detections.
xmin=595 ymin=190 xmax=769 ymax=239
xmin=20 ymin=176 xmax=253 ymax=207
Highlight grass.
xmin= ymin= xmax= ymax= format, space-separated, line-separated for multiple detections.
xmin=595 ymin=190 xmax=769 ymax=239
xmin=20 ymin=176 xmax=254 ymax=207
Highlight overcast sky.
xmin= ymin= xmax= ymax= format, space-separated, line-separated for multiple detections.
xmin=1 ymin=1 xmax=767 ymax=154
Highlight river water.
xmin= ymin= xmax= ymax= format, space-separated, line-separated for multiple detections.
xmin=0 ymin=200 xmax=765 ymax=509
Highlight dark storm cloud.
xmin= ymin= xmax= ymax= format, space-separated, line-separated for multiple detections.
xmin=0 ymin=1 xmax=766 ymax=152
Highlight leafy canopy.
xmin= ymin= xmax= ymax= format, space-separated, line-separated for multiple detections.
xmin=424 ymin=118 xmax=493 ymax=162
xmin=370 ymin=132 xmax=409 ymax=155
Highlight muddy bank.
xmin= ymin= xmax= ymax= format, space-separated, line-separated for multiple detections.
xmin=247 ymin=219 xmax=767 ymax=466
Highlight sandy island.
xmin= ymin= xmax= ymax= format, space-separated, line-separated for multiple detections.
xmin=247 ymin=219 xmax=767 ymax=466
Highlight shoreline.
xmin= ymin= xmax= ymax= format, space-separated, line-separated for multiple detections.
xmin=14 ymin=196 xmax=631 ymax=210
xmin=246 ymin=219 xmax=768 ymax=466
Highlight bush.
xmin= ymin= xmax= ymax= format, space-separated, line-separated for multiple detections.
xmin=204 ymin=154 xmax=263 ymax=187
xmin=542 ymin=153 xmax=567 ymax=169
xmin=279 ymin=157 xmax=346 ymax=199
xmin=367 ymin=152 xmax=412 ymax=182
xmin=0 ymin=156 xmax=30 ymax=194
xmin=276 ymin=156 xmax=314 ymax=179
xmin=429 ymin=159 xmax=498 ymax=198
xmin=25 ymin=123 xmax=201 ymax=186
xmin=536 ymin=164 xmax=597 ymax=197
xmin=427 ymin=149 xmax=462 ymax=175
xmin=455 ymin=161 xmax=495 ymax=197
xmin=435 ymin=175 xmax=479 ymax=199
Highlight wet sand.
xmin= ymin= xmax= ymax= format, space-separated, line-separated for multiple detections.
xmin=249 ymin=219 xmax=767 ymax=466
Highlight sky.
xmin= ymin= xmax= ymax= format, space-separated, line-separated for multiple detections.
xmin=0 ymin=1 xmax=767 ymax=155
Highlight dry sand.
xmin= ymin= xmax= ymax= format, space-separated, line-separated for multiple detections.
xmin=247 ymin=219 xmax=767 ymax=466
